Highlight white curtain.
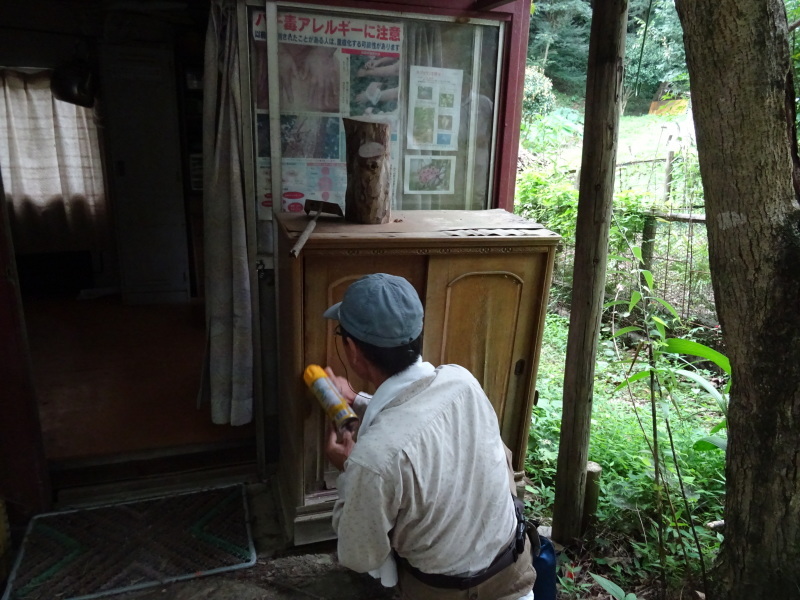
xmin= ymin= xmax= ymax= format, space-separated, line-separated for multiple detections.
xmin=200 ymin=0 xmax=253 ymax=425
xmin=0 ymin=70 xmax=108 ymax=254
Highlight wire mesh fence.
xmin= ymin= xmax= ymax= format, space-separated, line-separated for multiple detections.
xmin=550 ymin=152 xmax=717 ymax=325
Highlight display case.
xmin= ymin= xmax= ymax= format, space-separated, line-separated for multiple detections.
xmin=275 ymin=210 xmax=559 ymax=544
xmin=246 ymin=1 xmax=530 ymax=224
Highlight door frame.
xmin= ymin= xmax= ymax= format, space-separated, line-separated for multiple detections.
xmin=0 ymin=189 xmax=51 ymax=527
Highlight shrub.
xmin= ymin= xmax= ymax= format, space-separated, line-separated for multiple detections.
xmin=515 ymin=170 xmax=578 ymax=241
xmin=521 ymin=65 xmax=557 ymax=124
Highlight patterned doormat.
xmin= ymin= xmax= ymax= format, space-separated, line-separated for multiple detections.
xmin=2 ymin=485 xmax=256 ymax=600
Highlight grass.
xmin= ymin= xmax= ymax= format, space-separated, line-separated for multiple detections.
xmin=525 ymin=313 xmax=726 ymax=599
xmin=533 ymin=110 xmax=694 ymax=170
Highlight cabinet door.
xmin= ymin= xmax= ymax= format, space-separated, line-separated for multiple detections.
xmin=424 ymin=251 xmax=550 ymax=469
xmin=302 ymin=254 xmax=427 ymax=496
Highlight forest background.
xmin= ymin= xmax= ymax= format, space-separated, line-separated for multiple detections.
xmin=515 ymin=1 xmax=800 ymax=598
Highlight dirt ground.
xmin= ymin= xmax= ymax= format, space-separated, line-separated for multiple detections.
xmin=113 ymin=482 xmax=399 ymax=600
xmin=114 ymin=552 xmax=398 ymax=600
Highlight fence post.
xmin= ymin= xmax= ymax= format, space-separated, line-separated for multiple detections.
xmin=581 ymin=461 xmax=603 ymax=534
xmin=663 ymin=150 xmax=674 ymax=204
xmin=657 ymin=151 xmax=675 ymax=300
xmin=640 ymin=214 xmax=657 ymax=290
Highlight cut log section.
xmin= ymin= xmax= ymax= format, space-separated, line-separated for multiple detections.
xmin=343 ymin=117 xmax=391 ymax=224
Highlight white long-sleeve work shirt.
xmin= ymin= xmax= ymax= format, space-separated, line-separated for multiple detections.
xmin=332 ymin=361 xmax=518 ymax=577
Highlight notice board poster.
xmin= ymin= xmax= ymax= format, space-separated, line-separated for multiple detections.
xmin=406 ymin=66 xmax=463 ymax=151
xmin=252 ymin=10 xmax=403 ymax=215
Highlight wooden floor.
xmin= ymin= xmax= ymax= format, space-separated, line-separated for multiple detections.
xmin=23 ymin=293 xmax=255 ymax=463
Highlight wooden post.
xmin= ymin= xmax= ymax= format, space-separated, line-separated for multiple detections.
xmin=342 ymin=118 xmax=391 ymax=224
xmin=638 ymin=151 xmax=671 ymax=295
xmin=663 ymin=149 xmax=674 ymax=205
xmin=640 ymin=214 xmax=657 ymax=289
xmin=552 ymin=0 xmax=628 ymax=545
xmin=582 ymin=461 xmax=603 ymax=533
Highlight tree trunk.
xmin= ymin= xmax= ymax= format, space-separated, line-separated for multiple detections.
xmin=674 ymin=1 xmax=800 ymax=597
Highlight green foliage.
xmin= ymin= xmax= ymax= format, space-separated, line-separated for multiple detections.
xmin=558 ymin=561 xmax=594 ymax=598
xmin=598 ymin=251 xmax=728 ymax=593
xmin=528 ymin=0 xmax=687 ymax=102
xmin=514 ymin=169 xmax=650 ymax=261
xmin=662 ymin=338 xmax=730 ymax=452
xmin=590 ymin=573 xmax=639 ymax=600
xmin=521 ymin=65 xmax=557 ymax=125
xmin=524 ymin=313 xmax=569 ymax=518
xmin=517 ymin=73 xmax=720 ymax=597
xmin=625 ymin=0 xmax=688 ymax=103
xmin=786 ymin=0 xmax=800 ymax=137
xmin=527 ymin=311 xmax=726 ymax=595
xmin=526 ymin=255 xmax=727 ymax=594
xmin=515 ymin=170 xmax=578 ymax=240
xmin=519 ymin=106 xmax=583 ymax=160
xmin=528 ymin=0 xmax=592 ymax=93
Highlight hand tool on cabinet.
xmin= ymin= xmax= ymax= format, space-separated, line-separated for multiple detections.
xmin=289 ymin=200 xmax=344 ymax=258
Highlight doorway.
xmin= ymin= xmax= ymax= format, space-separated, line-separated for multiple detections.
xmin=16 ymin=252 xmax=257 ymax=500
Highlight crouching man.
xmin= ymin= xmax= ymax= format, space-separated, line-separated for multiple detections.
xmin=323 ymin=273 xmax=536 ymax=600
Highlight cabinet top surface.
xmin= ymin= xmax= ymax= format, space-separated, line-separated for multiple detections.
xmin=276 ymin=209 xmax=561 ymax=246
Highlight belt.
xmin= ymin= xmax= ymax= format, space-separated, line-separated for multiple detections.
xmin=395 ymin=537 xmax=523 ymax=590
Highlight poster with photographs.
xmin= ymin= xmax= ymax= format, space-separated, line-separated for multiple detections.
xmin=348 ymin=55 xmax=400 ymax=117
xmin=252 ymin=10 xmax=404 ymax=213
xmin=276 ymin=12 xmax=403 ymax=118
xmin=280 ymin=161 xmax=348 ymax=213
xmin=403 ymin=156 xmax=455 ymax=195
xmin=406 ymin=66 xmax=463 ymax=151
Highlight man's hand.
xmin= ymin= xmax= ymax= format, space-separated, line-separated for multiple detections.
xmin=325 ymin=423 xmax=355 ymax=472
xmin=325 ymin=366 xmax=356 ymax=405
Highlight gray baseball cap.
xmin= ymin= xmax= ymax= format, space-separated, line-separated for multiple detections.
xmin=323 ymin=273 xmax=424 ymax=348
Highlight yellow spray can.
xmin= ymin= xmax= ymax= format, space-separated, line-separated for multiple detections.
xmin=303 ymin=365 xmax=359 ymax=432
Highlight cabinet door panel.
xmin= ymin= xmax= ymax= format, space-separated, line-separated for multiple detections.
xmin=302 ymin=254 xmax=427 ymax=496
xmin=425 ymin=252 xmax=549 ymax=466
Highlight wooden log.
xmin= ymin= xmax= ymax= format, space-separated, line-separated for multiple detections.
xmin=581 ymin=461 xmax=603 ymax=533
xmin=647 ymin=210 xmax=706 ymax=224
xmin=343 ymin=118 xmax=391 ymax=224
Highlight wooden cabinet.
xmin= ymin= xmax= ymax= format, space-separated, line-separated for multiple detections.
xmin=274 ymin=210 xmax=559 ymax=544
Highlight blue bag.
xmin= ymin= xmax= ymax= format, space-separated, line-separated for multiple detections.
xmin=513 ymin=496 xmax=558 ymax=600
xmin=532 ymin=534 xmax=557 ymax=600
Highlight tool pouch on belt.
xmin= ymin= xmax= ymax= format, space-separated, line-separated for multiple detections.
xmin=513 ymin=496 xmax=557 ymax=600
xmin=513 ymin=497 xmax=541 ymax=558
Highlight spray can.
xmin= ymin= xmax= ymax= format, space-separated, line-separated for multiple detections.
xmin=303 ymin=365 xmax=359 ymax=432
